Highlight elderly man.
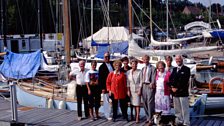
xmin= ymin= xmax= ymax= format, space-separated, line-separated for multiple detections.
xmin=69 ymin=60 xmax=89 ymax=121
xmin=169 ymin=55 xmax=190 ymax=126
xmin=98 ymin=52 xmax=114 ymax=120
xmin=140 ymin=55 xmax=156 ymax=125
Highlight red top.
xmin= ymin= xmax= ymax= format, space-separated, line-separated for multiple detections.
xmin=106 ymin=71 xmax=127 ymax=99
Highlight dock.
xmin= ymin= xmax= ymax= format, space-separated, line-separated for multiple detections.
xmin=1 ymin=97 xmax=224 ymax=126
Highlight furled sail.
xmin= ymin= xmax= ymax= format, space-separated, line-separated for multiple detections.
xmin=128 ymin=39 xmax=219 ymax=57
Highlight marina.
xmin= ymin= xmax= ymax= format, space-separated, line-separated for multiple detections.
xmin=0 ymin=0 xmax=224 ymax=126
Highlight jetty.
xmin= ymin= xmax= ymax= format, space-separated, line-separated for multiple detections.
xmin=1 ymin=97 xmax=224 ymax=126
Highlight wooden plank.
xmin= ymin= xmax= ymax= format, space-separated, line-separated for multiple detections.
xmin=191 ymin=118 xmax=203 ymax=126
xmin=199 ymin=120 xmax=209 ymax=126
xmin=191 ymin=119 xmax=198 ymax=125
xmin=69 ymin=118 xmax=97 ymax=126
xmin=31 ymin=110 xmax=72 ymax=125
xmin=110 ymin=120 xmax=129 ymax=126
xmin=213 ymin=121 xmax=222 ymax=126
xmin=220 ymin=121 xmax=224 ymax=126
xmin=25 ymin=109 xmax=69 ymax=124
xmin=87 ymin=118 xmax=108 ymax=126
xmin=36 ymin=111 xmax=76 ymax=126
xmin=133 ymin=116 xmax=147 ymax=126
xmin=0 ymin=109 xmax=11 ymax=120
xmin=123 ymin=121 xmax=135 ymax=126
xmin=206 ymin=120 xmax=216 ymax=126
xmin=97 ymin=119 xmax=117 ymax=126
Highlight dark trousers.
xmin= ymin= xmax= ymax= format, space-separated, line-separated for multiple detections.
xmin=76 ymin=85 xmax=89 ymax=117
xmin=88 ymin=85 xmax=101 ymax=110
xmin=111 ymin=94 xmax=128 ymax=119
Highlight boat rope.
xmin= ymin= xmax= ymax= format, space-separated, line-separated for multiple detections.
xmin=168 ymin=9 xmax=177 ymax=39
xmin=49 ymin=0 xmax=56 ymax=32
xmin=131 ymin=3 xmax=150 ymax=46
xmin=205 ymin=8 xmax=223 ymax=43
xmin=132 ymin=0 xmax=167 ymax=37
xmin=15 ymin=0 xmax=24 ymax=34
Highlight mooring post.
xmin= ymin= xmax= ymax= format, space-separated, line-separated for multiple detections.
xmin=10 ymin=81 xmax=18 ymax=122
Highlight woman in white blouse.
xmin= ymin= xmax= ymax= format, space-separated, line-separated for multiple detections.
xmin=126 ymin=59 xmax=141 ymax=123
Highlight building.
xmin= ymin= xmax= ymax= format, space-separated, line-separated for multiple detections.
xmin=182 ymin=6 xmax=201 ymax=15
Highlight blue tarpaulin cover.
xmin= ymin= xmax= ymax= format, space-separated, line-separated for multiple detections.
xmin=0 ymin=50 xmax=41 ymax=79
xmin=95 ymin=46 xmax=109 ymax=59
xmin=110 ymin=41 xmax=128 ymax=55
xmin=91 ymin=39 xmax=110 ymax=46
xmin=95 ymin=41 xmax=128 ymax=59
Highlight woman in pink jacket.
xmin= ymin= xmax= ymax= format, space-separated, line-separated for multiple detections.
xmin=155 ymin=61 xmax=171 ymax=115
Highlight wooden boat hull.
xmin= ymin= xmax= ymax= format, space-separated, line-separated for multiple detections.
xmin=217 ymin=61 xmax=224 ymax=67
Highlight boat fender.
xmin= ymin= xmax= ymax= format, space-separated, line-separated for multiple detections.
xmin=47 ymin=98 xmax=54 ymax=109
xmin=59 ymin=100 xmax=66 ymax=109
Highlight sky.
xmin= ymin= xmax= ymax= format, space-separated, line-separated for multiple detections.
xmin=189 ymin=0 xmax=224 ymax=7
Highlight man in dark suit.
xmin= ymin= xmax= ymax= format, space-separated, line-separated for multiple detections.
xmin=98 ymin=52 xmax=114 ymax=120
xmin=169 ymin=55 xmax=190 ymax=126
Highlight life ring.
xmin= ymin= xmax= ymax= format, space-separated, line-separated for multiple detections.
xmin=209 ymin=77 xmax=224 ymax=94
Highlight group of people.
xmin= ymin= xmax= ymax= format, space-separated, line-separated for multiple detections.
xmin=69 ymin=52 xmax=191 ymax=126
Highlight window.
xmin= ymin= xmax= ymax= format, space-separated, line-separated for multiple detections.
xmin=22 ymin=40 xmax=26 ymax=49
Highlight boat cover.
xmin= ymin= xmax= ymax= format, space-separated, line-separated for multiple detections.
xmin=95 ymin=41 xmax=128 ymax=59
xmin=0 ymin=50 xmax=41 ymax=79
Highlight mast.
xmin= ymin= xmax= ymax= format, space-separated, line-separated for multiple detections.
xmin=1 ymin=0 xmax=7 ymax=48
xmin=56 ymin=0 xmax=59 ymax=33
xmin=128 ymin=0 xmax=132 ymax=39
xmin=166 ymin=0 xmax=169 ymax=41
xmin=91 ymin=0 xmax=93 ymax=38
xmin=150 ymin=0 xmax=152 ymax=38
xmin=209 ymin=0 xmax=211 ymax=26
xmin=38 ymin=0 xmax=43 ymax=49
xmin=107 ymin=0 xmax=109 ymax=44
xmin=63 ymin=0 xmax=71 ymax=64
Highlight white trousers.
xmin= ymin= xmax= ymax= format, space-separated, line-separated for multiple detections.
xmin=173 ymin=97 xmax=190 ymax=126
xmin=103 ymin=93 xmax=111 ymax=118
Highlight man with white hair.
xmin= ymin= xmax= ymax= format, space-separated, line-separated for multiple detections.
xmin=169 ymin=55 xmax=190 ymax=126
xmin=98 ymin=52 xmax=114 ymax=120
xmin=69 ymin=60 xmax=89 ymax=121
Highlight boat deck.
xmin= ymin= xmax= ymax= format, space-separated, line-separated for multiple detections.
xmin=1 ymin=97 xmax=224 ymax=126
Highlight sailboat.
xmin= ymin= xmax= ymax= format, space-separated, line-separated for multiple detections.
xmin=149 ymin=0 xmax=203 ymax=46
xmin=128 ymin=0 xmax=221 ymax=57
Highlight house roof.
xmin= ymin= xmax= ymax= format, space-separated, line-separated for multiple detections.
xmin=182 ymin=6 xmax=201 ymax=15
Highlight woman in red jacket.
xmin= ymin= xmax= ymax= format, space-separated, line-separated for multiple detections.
xmin=106 ymin=60 xmax=128 ymax=122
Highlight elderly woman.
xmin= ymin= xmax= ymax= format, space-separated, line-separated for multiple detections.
xmin=126 ymin=59 xmax=141 ymax=123
xmin=106 ymin=60 xmax=128 ymax=122
xmin=155 ymin=61 xmax=171 ymax=115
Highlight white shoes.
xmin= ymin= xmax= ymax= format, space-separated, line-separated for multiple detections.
xmin=77 ymin=117 xmax=82 ymax=121
xmin=107 ymin=117 xmax=112 ymax=121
